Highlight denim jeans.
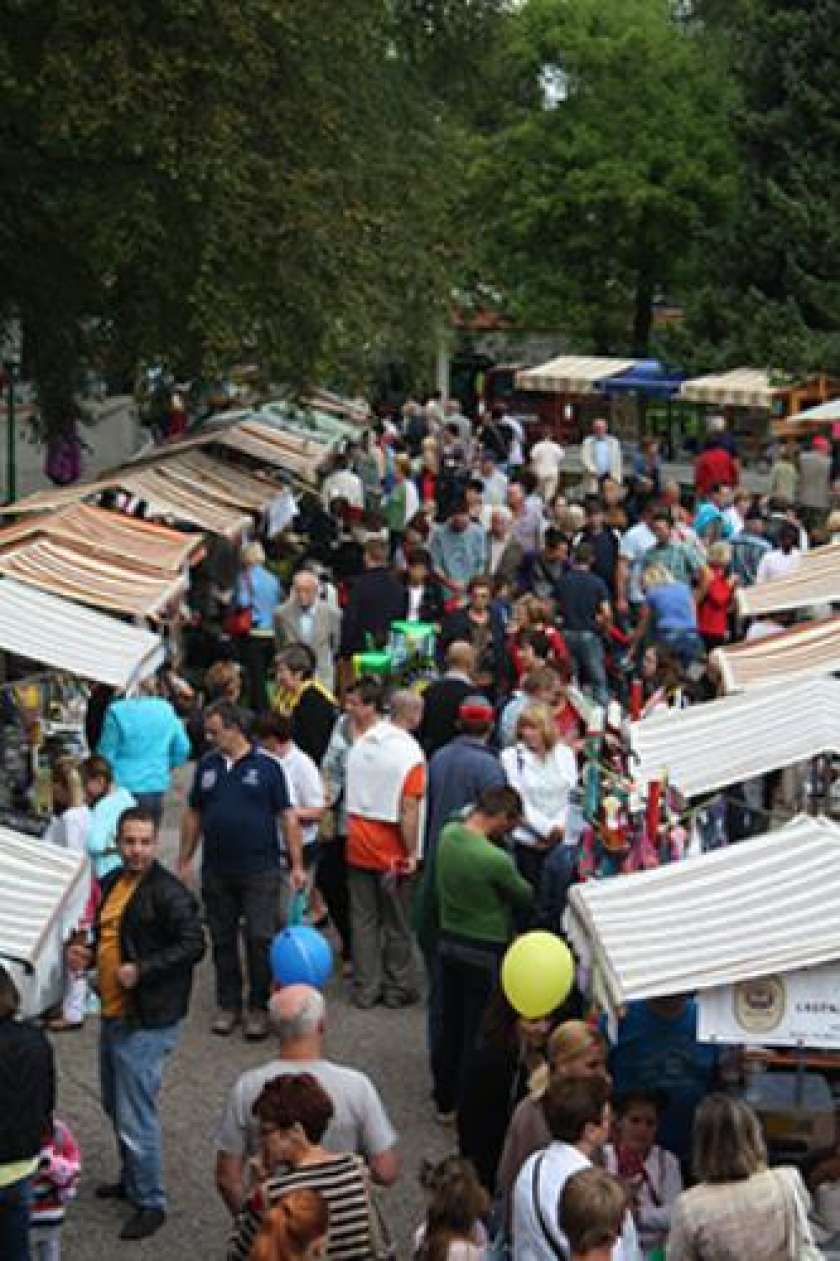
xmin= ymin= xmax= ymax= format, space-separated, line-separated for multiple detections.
xmin=202 ymin=867 xmax=284 ymax=1011
xmin=133 ymin=792 xmax=164 ymax=829
xmin=563 ymin=629 xmax=609 ymax=706
xmin=99 ymin=1018 xmax=182 ymax=1211
xmin=0 ymin=1175 xmax=32 ymax=1261
xmin=658 ymin=629 xmax=704 ymax=670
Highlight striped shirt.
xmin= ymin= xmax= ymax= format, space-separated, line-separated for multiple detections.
xmin=227 ymin=1153 xmax=375 ymax=1261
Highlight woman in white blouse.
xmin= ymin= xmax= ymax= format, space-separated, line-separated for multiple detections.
xmin=500 ymin=703 xmax=578 ymax=890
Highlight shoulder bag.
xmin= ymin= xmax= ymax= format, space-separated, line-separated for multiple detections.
xmin=531 ymin=1154 xmax=569 ymax=1261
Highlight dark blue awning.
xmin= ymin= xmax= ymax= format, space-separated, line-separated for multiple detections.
xmin=595 ymin=359 xmax=686 ymax=399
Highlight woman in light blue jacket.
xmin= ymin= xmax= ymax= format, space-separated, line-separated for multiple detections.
xmin=96 ymin=678 xmax=191 ymax=826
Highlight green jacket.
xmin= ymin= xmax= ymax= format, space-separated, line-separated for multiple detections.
xmin=436 ymin=821 xmax=533 ymax=945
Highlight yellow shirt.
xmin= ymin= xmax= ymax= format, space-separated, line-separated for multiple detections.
xmin=97 ymin=872 xmax=141 ymax=1018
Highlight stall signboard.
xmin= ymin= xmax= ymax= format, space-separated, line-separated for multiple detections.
xmin=698 ymin=961 xmax=840 ymax=1048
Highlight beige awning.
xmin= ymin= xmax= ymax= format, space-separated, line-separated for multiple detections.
xmin=514 ymin=355 xmax=638 ymax=395
xmin=0 ymin=537 xmax=186 ymax=618
xmin=678 ymin=367 xmax=776 ymax=408
xmin=713 ymin=617 xmax=840 ymax=692
xmin=0 ymin=504 xmax=202 ymax=573
xmin=152 ymin=451 xmax=279 ymax=512
xmin=118 ymin=468 xmax=250 ymax=538
xmin=737 ymin=543 xmax=840 ymax=617
xmin=216 ymin=420 xmax=329 ymax=480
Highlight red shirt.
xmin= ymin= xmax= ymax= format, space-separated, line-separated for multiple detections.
xmin=697 ymin=568 xmax=733 ymax=638
xmin=694 ymin=446 xmax=737 ymax=495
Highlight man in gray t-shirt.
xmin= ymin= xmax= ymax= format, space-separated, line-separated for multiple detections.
xmin=214 ymin=985 xmax=398 ymax=1214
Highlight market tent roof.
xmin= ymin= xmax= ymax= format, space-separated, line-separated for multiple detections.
xmin=0 ymin=504 xmax=202 ymax=573
xmin=152 ymin=451 xmax=280 ymax=512
xmin=595 ymin=359 xmax=687 ymax=398
xmin=737 ymin=543 xmax=840 ymax=617
xmin=677 ymin=367 xmax=776 ymax=408
xmin=0 ymin=578 xmax=164 ymax=688
xmin=0 ymin=825 xmax=89 ymax=970
xmin=215 ymin=419 xmax=330 ymax=480
xmin=118 ymin=468 xmax=250 ymax=537
xmin=567 ymin=815 xmax=840 ymax=1022
xmin=713 ymin=617 xmax=840 ymax=692
xmin=0 ymin=536 xmax=186 ymax=618
xmin=780 ymin=398 xmax=840 ymax=425
xmin=515 ymin=356 xmax=639 ymax=394
xmin=0 ymin=477 xmax=116 ymax=516
xmin=629 ymin=677 xmax=840 ymax=799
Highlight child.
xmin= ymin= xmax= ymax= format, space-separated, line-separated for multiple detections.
xmin=603 ymin=1090 xmax=682 ymax=1258
xmin=561 ymin=1167 xmax=629 ymax=1261
xmin=414 ymin=1155 xmax=490 ymax=1261
xmin=29 ymin=1116 xmax=81 ymax=1260
xmin=43 ymin=758 xmax=96 ymax=1032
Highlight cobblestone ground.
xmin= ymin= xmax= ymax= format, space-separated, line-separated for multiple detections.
xmin=55 ymin=774 xmax=450 ymax=1260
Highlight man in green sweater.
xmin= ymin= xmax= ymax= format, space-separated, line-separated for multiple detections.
xmin=435 ymin=784 xmax=533 ymax=1119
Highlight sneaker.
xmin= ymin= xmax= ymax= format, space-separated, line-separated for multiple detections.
xmin=211 ymin=1010 xmax=241 ymax=1036
xmin=435 ymin=1110 xmax=457 ymax=1127
xmin=243 ymin=1009 xmax=269 ymax=1041
xmin=119 ymin=1208 xmax=166 ymax=1240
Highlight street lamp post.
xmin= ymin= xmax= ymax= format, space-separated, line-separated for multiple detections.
xmin=4 ymin=359 xmax=17 ymax=504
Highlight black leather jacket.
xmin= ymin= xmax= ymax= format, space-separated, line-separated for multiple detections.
xmin=0 ymin=1018 xmax=54 ymax=1164
xmin=96 ymin=861 xmax=205 ymax=1028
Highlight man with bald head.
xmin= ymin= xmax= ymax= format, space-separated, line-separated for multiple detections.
xmin=214 ymin=983 xmax=398 ymax=1214
xmin=418 ymin=640 xmax=476 ymax=757
xmin=275 ymin=568 xmax=342 ymax=692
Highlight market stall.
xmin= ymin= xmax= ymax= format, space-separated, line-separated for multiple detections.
xmin=0 ymin=535 xmax=187 ymax=619
xmin=0 ymin=578 xmax=164 ymax=688
xmin=738 ymin=543 xmax=840 ymax=618
xmin=0 ymin=825 xmax=90 ymax=1018
xmin=713 ymin=617 xmax=840 ymax=692
xmin=628 ymin=678 xmax=840 ymax=799
xmin=0 ymin=503 xmax=203 ymax=573
xmin=515 ymin=355 xmax=640 ymax=394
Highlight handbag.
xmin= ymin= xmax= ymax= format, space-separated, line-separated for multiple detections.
xmin=775 ymin=1167 xmax=825 ymax=1261
xmin=531 ymin=1154 xmax=569 ymax=1260
xmin=223 ymin=573 xmax=254 ymax=637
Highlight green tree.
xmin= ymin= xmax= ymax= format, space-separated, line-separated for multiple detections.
xmin=469 ymin=0 xmax=737 ymax=355
xmin=0 ymin=0 xmax=460 ymax=437
xmin=682 ymin=0 xmax=840 ymax=373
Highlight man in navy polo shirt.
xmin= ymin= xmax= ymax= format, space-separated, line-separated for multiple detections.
xmin=179 ymin=701 xmax=304 ymax=1042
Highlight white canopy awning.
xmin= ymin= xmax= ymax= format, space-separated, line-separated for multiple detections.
xmin=737 ymin=543 xmax=840 ymax=617
xmin=678 ymin=367 xmax=776 ymax=408
xmin=567 ymin=815 xmax=840 ymax=1022
xmin=713 ymin=617 xmax=840 ymax=692
xmin=0 ymin=826 xmax=90 ymax=1018
xmin=784 ymin=398 xmax=840 ymax=424
xmin=629 ymin=677 xmax=840 ymax=798
xmin=515 ymin=355 xmax=638 ymax=394
xmin=0 ymin=578 xmax=164 ymax=688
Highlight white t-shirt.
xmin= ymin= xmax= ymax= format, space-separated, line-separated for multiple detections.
xmin=513 ymin=1143 xmax=640 ymax=1261
xmin=215 ymin=1057 xmax=397 ymax=1164
xmin=619 ymin=521 xmax=657 ymax=604
xmin=755 ymin=548 xmax=801 ymax=584
xmin=43 ymin=805 xmax=91 ymax=856
xmin=322 ymin=469 xmax=365 ymax=510
xmin=272 ymin=744 xmax=325 ymax=848
xmin=530 ymin=439 xmax=565 ymax=476
xmin=502 ymin=415 xmax=525 ymax=467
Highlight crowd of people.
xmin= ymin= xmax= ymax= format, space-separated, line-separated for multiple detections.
xmin=2 ymin=396 xmax=839 ymax=1261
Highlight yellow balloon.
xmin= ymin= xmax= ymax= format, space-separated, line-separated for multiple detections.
xmin=501 ymin=932 xmax=575 ymax=1019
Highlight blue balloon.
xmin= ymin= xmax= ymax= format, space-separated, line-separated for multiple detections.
xmin=270 ymin=925 xmax=333 ymax=989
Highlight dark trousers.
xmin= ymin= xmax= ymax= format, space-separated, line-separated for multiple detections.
xmin=0 ymin=1175 xmax=32 ymax=1261
xmin=236 ymin=633 xmax=275 ymax=713
xmin=435 ymin=936 xmax=503 ymax=1114
xmin=202 ymin=868 xmax=284 ymax=1011
xmin=316 ymin=834 xmax=352 ymax=959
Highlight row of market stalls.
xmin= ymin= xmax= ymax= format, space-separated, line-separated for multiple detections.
xmin=511 ymin=355 xmax=840 ymax=453
xmin=0 ymin=408 xmax=343 ymax=1013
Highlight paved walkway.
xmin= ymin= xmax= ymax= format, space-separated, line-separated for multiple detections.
xmin=56 ymin=775 xmax=448 ymax=1259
